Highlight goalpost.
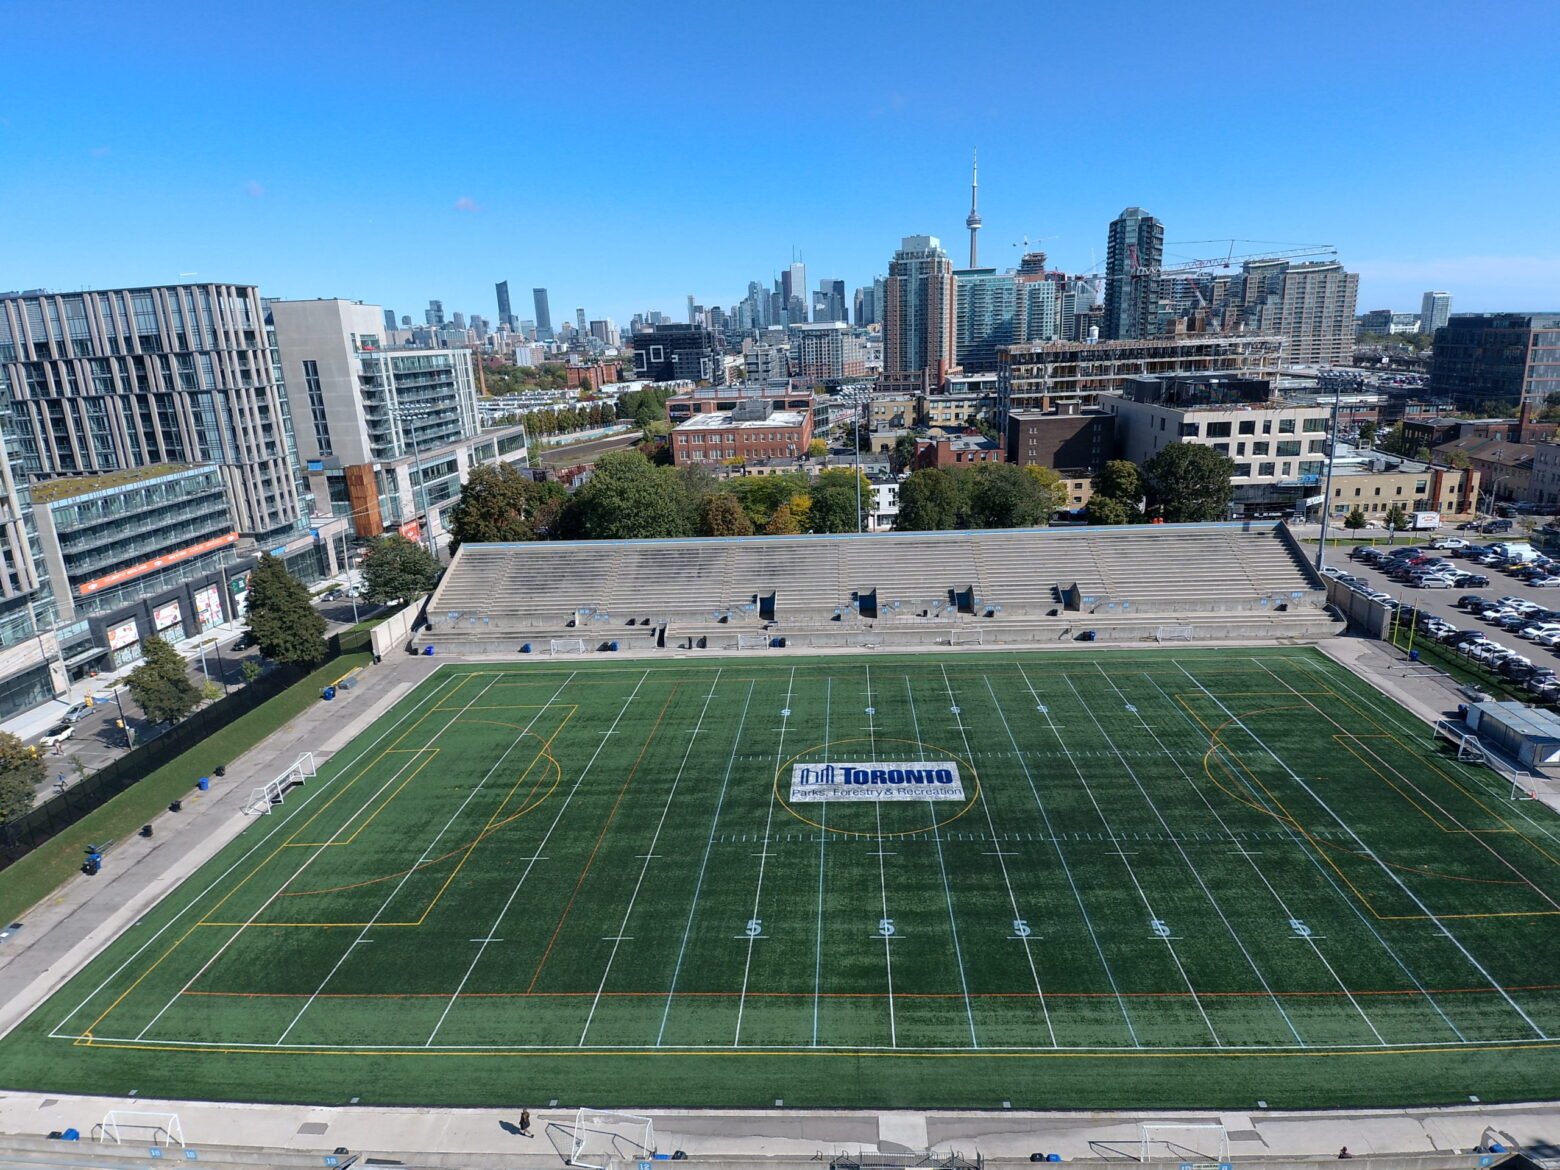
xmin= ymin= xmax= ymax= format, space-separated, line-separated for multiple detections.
xmin=1155 ymin=625 xmax=1195 ymax=643
xmin=550 ymin=637 xmax=587 ymax=654
xmin=1139 ymin=1124 xmax=1228 ymax=1166
xmin=100 ymin=1111 xmax=184 ymax=1147
xmin=243 ymin=752 xmax=316 ymax=815
xmin=950 ymin=628 xmax=983 ymax=645
xmin=737 ymin=633 xmax=771 ymax=649
xmin=569 ymin=1108 xmax=655 ymax=1170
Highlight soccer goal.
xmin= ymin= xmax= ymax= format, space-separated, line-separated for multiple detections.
xmin=569 ymin=1108 xmax=655 ymax=1170
xmin=550 ymin=637 xmax=587 ymax=654
xmin=1138 ymin=1124 xmax=1227 ymax=1165
xmin=950 ymin=628 xmax=984 ymax=646
xmin=1155 ymin=625 xmax=1195 ymax=643
xmin=99 ymin=1111 xmax=184 ymax=1147
xmin=243 ymin=752 xmax=316 ymax=816
xmin=737 ymin=632 xmax=771 ymax=649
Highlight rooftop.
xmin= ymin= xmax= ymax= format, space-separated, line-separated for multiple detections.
xmin=31 ymin=463 xmax=201 ymax=503
xmin=675 ymin=410 xmax=807 ymax=431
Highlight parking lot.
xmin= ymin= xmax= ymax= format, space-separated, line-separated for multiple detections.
xmin=1319 ymin=534 xmax=1560 ymax=699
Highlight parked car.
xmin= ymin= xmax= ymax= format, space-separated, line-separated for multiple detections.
xmin=59 ymin=700 xmax=93 ymax=724
xmin=38 ymin=722 xmax=74 ymax=749
xmin=1453 ymin=574 xmax=1491 ymax=588
xmin=1430 ymin=537 xmax=1470 ymax=550
xmin=1531 ymin=576 xmax=1560 ymax=587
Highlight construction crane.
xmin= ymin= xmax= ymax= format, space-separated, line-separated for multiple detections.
xmin=1013 ymin=234 xmax=1060 ymax=249
xmin=1094 ymin=241 xmax=1337 ymax=281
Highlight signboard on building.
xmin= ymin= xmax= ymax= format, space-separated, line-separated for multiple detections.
xmin=194 ymin=584 xmax=223 ymax=631
xmin=153 ymin=601 xmax=183 ymax=633
xmin=106 ymin=619 xmax=140 ymax=651
xmin=229 ymin=571 xmax=251 ymax=618
xmin=399 ymin=520 xmax=421 ymax=542
xmin=78 ymin=532 xmax=239 ymax=595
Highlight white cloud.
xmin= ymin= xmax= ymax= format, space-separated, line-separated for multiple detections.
xmin=454 ymin=196 xmax=482 ymax=213
xmin=244 ymin=180 xmax=265 ymax=197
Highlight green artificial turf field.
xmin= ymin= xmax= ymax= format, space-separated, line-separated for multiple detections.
xmin=4 ymin=647 xmax=1560 ymax=1109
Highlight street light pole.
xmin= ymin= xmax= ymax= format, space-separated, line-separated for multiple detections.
xmin=1314 ymin=394 xmax=1343 ymax=571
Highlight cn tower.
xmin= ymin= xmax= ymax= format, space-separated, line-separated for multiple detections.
xmin=965 ymin=148 xmax=982 ymax=268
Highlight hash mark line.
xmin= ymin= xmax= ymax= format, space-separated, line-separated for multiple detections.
xmin=1090 ymin=663 xmax=1309 ymax=1047
xmin=999 ymin=668 xmax=1141 ymax=1046
xmin=1167 ymin=662 xmax=1467 ymax=1042
xmin=52 ymin=670 xmax=471 ymax=1041
xmin=906 ymin=674 xmax=980 ymax=1048
xmin=134 ymin=672 xmax=509 ymax=1046
xmin=1245 ymin=660 xmax=1547 ymax=1039
xmin=1057 ymin=671 xmax=1223 ymax=1047
xmin=734 ymin=666 xmax=796 ymax=1047
xmin=578 ymin=669 xmax=724 ymax=1046
xmin=655 ymin=680 xmax=757 ymax=1046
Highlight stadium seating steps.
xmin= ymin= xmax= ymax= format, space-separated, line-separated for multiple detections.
xmin=418 ymin=522 xmax=1339 ymax=652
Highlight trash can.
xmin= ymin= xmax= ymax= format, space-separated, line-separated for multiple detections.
xmin=520 ymin=643 xmax=532 ymax=653
xmin=423 ymin=645 xmax=435 ymax=656
xmin=197 ymin=777 xmax=210 ymax=791
xmin=61 ymin=1129 xmax=80 ymax=1142
xmin=322 ymin=686 xmax=336 ymax=701
xmin=1409 ymin=649 xmax=1420 ymax=662
xmin=608 ymin=641 xmax=619 ymax=651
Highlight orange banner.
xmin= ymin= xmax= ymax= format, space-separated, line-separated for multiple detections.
xmin=79 ymin=531 xmax=239 ymax=595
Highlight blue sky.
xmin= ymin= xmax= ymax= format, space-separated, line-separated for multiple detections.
xmin=2 ymin=0 xmax=1556 ymax=326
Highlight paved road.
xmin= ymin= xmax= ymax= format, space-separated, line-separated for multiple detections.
xmin=29 ymin=597 xmax=385 ymax=804
xmin=1306 ymin=535 xmax=1560 ymax=669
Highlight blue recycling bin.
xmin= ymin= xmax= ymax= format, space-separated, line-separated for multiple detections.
xmin=197 ymin=777 xmax=210 ymax=791
xmin=322 ymin=686 xmax=336 ymax=701
xmin=423 ymin=645 xmax=435 ymax=656
xmin=60 ymin=1129 xmax=80 ymax=1142
xmin=1047 ymin=1156 xmax=1061 ymax=1163
xmin=608 ymin=640 xmax=619 ymax=651
xmin=520 ymin=643 xmax=532 ymax=653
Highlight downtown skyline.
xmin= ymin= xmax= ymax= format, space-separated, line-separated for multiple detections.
xmin=3 ymin=0 xmax=1557 ymax=324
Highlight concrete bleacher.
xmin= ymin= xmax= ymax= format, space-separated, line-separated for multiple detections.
xmin=418 ymin=522 xmax=1339 ymax=653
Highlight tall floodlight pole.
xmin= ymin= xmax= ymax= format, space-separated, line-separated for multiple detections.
xmin=1314 ymin=393 xmax=1342 ymax=571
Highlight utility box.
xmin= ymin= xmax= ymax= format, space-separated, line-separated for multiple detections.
xmin=1466 ymin=700 xmax=1560 ymax=769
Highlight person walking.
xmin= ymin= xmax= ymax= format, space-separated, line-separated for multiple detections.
xmin=520 ymin=1110 xmax=532 ymax=1138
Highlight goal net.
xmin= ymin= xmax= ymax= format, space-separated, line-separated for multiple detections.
xmin=1139 ymin=1124 xmax=1228 ymax=1165
xmin=244 ymin=753 xmax=316 ymax=816
xmin=950 ymin=628 xmax=983 ymax=646
xmin=1155 ymin=625 xmax=1195 ymax=643
xmin=100 ymin=1111 xmax=184 ymax=1147
xmin=569 ymin=1108 xmax=655 ymax=1170
xmin=737 ymin=633 xmax=771 ymax=649
xmin=550 ymin=638 xmax=587 ymax=654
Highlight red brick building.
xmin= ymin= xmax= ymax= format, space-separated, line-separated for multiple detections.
xmin=670 ymin=404 xmax=814 ymax=466
xmin=916 ymin=431 xmax=1004 ymax=468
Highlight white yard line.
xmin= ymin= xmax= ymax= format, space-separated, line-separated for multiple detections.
xmin=570 ymin=669 xmax=722 ymax=1045
xmin=732 ymin=666 xmax=795 ymax=1047
xmin=1134 ymin=667 xmax=1388 ymax=1045
xmin=133 ymin=673 xmax=510 ymax=1045
xmin=812 ymin=675 xmax=832 ymax=1047
xmin=654 ymin=681 xmax=757 ymax=1046
xmin=52 ymin=669 xmax=470 ymax=1040
xmin=1051 ymin=672 xmax=1222 ymax=1046
xmin=1002 ymin=665 xmax=1141 ymax=1046
xmin=419 ymin=672 xmax=587 ymax=1045
xmin=1086 ymin=663 xmax=1308 ymax=1046
xmin=907 ymin=674 xmax=980 ymax=1048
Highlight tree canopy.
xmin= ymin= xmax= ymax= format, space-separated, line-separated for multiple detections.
xmin=245 ymin=554 xmax=328 ymax=666
xmin=0 ymin=731 xmax=43 ymax=826
xmin=1143 ymin=443 xmax=1236 ymax=523
xmin=572 ymin=450 xmax=693 ymax=540
xmin=895 ymin=468 xmax=962 ymax=532
xmin=126 ymin=636 xmax=202 ymax=725
xmin=699 ymin=491 xmax=754 ymax=537
xmin=446 ymin=463 xmax=567 ymax=549
xmin=361 ymin=534 xmax=441 ymax=603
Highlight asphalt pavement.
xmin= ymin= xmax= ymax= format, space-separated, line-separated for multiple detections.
xmin=1305 ymin=534 xmax=1560 ymax=671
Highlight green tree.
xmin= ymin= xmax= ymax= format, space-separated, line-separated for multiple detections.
xmin=699 ymin=491 xmax=754 ymax=537
xmin=1448 ymin=448 xmax=1472 ymax=470
xmin=240 ymin=658 xmax=264 ymax=685
xmin=1357 ymin=421 xmax=1379 ymax=448
xmin=806 ymin=438 xmax=828 ymax=458
xmin=126 ymin=636 xmax=202 ymax=725
xmin=0 ymin=731 xmax=44 ymax=825
xmin=573 ymin=450 xmax=693 ymax=540
xmin=966 ymin=462 xmax=1053 ymax=529
xmin=895 ymin=468 xmax=962 ymax=531
xmin=807 ymin=474 xmax=863 ymax=533
xmin=1022 ymin=465 xmax=1069 ymax=521
xmin=1344 ymin=507 xmax=1369 ymax=538
xmin=764 ymin=501 xmax=802 ymax=535
xmin=245 ymin=554 xmax=328 ymax=667
xmin=1384 ymin=504 xmax=1410 ymax=544
xmin=447 ymin=463 xmax=567 ymax=549
xmin=731 ymin=472 xmax=809 ymax=530
xmin=361 ymin=534 xmax=440 ymax=603
xmin=1143 ymin=443 xmax=1236 ymax=522
xmin=892 ymin=433 xmax=921 ymax=473
xmin=1085 ymin=495 xmax=1135 ymax=525
xmin=1092 ymin=460 xmax=1145 ymax=508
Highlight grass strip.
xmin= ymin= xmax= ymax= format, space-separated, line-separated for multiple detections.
xmin=0 ymin=652 xmax=371 ymax=925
